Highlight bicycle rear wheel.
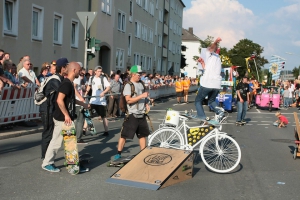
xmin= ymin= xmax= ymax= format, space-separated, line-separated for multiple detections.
xmin=148 ymin=128 xmax=184 ymax=149
xmin=200 ymin=134 xmax=241 ymax=173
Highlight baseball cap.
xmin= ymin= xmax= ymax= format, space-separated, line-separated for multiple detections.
xmin=130 ymin=65 xmax=143 ymax=73
xmin=56 ymin=58 xmax=69 ymax=67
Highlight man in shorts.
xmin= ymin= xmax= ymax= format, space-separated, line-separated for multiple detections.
xmin=113 ymin=65 xmax=150 ymax=160
xmin=175 ymin=77 xmax=184 ymax=104
xmin=85 ymin=66 xmax=111 ymax=136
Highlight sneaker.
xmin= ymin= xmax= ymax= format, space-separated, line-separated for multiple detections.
xmin=42 ymin=164 xmax=60 ymax=172
xmin=101 ymin=132 xmax=109 ymax=137
xmin=207 ymin=119 xmax=219 ymax=125
xmin=77 ymin=139 xmax=88 ymax=144
xmin=79 ymin=166 xmax=89 ymax=173
xmin=236 ymin=121 xmax=243 ymax=125
xmin=241 ymin=120 xmax=246 ymax=124
xmin=113 ymin=154 xmax=121 ymax=161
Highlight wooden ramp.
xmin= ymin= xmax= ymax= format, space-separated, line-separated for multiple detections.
xmin=106 ymin=147 xmax=194 ymax=190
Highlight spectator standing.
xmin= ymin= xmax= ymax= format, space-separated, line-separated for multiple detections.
xmin=41 ymin=62 xmax=89 ymax=172
xmin=175 ymin=77 xmax=184 ymax=104
xmin=46 ymin=61 xmax=57 ymax=77
xmin=183 ymin=76 xmax=191 ymax=103
xmin=17 ymin=55 xmax=30 ymax=73
xmin=108 ymin=73 xmax=121 ymax=118
xmin=18 ymin=59 xmax=40 ymax=87
xmin=282 ymin=86 xmax=290 ymax=109
xmin=85 ymin=66 xmax=111 ymax=136
xmin=39 ymin=59 xmax=64 ymax=159
xmin=37 ymin=66 xmax=49 ymax=83
xmin=236 ymin=77 xmax=250 ymax=125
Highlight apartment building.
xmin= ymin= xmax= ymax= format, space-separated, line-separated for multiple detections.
xmin=1 ymin=0 xmax=88 ymax=73
xmin=181 ymin=27 xmax=201 ymax=78
xmin=89 ymin=0 xmax=185 ymax=75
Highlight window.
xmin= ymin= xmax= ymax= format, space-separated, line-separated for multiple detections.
xmin=154 ymin=46 xmax=156 ymax=60
xmin=157 ymin=58 xmax=161 ymax=71
xmin=101 ymin=0 xmax=111 ymax=15
xmin=169 ymin=19 xmax=173 ymax=30
xmin=118 ymin=11 xmax=126 ymax=32
xmin=32 ymin=4 xmax=44 ymax=41
xmin=149 ymin=0 xmax=154 ymax=16
xmin=158 ymin=34 xmax=162 ymax=47
xmin=71 ymin=19 xmax=79 ymax=48
xmin=53 ymin=13 xmax=63 ymax=44
xmin=172 ymin=42 xmax=176 ymax=54
xmin=140 ymin=55 xmax=144 ymax=68
xmin=141 ymin=24 xmax=147 ymax=41
xmin=156 ymin=0 xmax=158 ymax=9
xmin=128 ymin=34 xmax=132 ymax=56
xmin=3 ymin=0 xmax=19 ymax=36
xmin=116 ymin=48 xmax=125 ymax=68
xmin=155 ymin=20 xmax=157 ymax=35
xmin=169 ymin=39 xmax=172 ymax=51
xmin=148 ymin=57 xmax=152 ymax=70
xmin=136 ymin=0 xmax=141 ymax=6
xmin=129 ymin=1 xmax=133 ymax=22
xmin=158 ymin=9 xmax=163 ymax=22
xmin=144 ymin=0 xmax=148 ymax=11
xmin=135 ymin=21 xmax=141 ymax=38
xmin=148 ymin=28 xmax=153 ymax=43
xmin=134 ymin=53 xmax=140 ymax=65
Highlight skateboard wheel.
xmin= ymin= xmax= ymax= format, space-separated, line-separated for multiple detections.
xmin=293 ymin=148 xmax=297 ymax=160
xmin=119 ymin=164 xmax=124 ymax=167
xmin=205 ymin=117 xmax=210 ymax=121
xmin=107 ymin=162 xmax=111 ymax=167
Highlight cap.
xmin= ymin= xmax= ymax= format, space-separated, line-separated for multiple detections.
xmin=130 ymin=65 xmax=143 ymax=73
xmin=51 ymin=60 xmax=56 ymax=65
xmin=56 ymin=58 xmax=69 ymax=68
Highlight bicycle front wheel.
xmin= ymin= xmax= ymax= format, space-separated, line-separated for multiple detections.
xmin=200 ymin=134 xmax=241 ymax=173
xmin=148 ymin=128 xmax=184 ymax=149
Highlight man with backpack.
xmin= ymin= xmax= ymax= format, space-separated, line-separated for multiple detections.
xmin=85 ymin=66 xmax=111 ymax=136
xmin=113 ymin=65 xmax=150 ymax=161
xmin=38 ymin=58 xmax=67 ymax=159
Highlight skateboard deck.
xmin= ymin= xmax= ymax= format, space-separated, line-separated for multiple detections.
xmin=61 ymin=122 xmax=80 ymax=175
xmin=83 ymin=109 xmax=97 ymax=135
xmin=107 ymin=155 xmax=135 ymax=167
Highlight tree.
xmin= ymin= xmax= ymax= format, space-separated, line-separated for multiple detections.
xmin=199 ymin=35 xmax=214 ymax=48
xmin=228 ymin=39 xmax=268 ymax=79
xmin=292 ymin=66 xmax=300 ymax=78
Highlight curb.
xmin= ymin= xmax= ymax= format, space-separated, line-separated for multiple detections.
xmin=0 ymin=127 xmax=43 ymax=140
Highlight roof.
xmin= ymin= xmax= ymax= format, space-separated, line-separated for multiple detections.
xmin=182 ymin=28 xmax=200 ymax=41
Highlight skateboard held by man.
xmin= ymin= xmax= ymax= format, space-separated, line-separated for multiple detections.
xmin=61 ymin=122 xmax=80 ymax=175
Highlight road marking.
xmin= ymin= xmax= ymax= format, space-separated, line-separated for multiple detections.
xmin=256 ymin=109 xmax=261 ymax=113
xmin=258 ymin=124 xmax=270 ymax=125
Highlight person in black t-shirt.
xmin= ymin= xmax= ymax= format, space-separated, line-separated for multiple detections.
xmin=42 ymin=62 xmax=90 ymax=173
xmin=236 ymin=76 xmax=250 ymax=125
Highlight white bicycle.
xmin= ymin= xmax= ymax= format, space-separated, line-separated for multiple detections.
xmin=148 ymin=110 xmax=241 ymax=173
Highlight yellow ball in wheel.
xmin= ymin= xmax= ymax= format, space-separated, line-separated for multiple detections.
xmin=205 ymin=129 xmax=208 ymax=132
xmin=189 ymin=138 xmax=192 ymax=141
xmin=202 ymin=133 xmax=206 ymax=136
xmin=188 ymin=134 xmax=191 ymax=137
xmin=197 ymin=136 xmax=200 ymax=139
xmin=193 ymin=139 xmax=196 ymax=143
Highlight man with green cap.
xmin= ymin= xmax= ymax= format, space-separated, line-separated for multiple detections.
xmin=114 ymin=65 xmax=150 ymax=160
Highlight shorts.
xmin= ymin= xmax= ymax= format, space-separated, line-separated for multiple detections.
xmin=91 ymin=104 xmax=107 ymax=118
xmin=120 ymin=114 xmax=150 ymax=139
xmin=176 ymin=91 xmax=183 ymax=97
xmin=183 ymin=90 xmax=189 ymax=96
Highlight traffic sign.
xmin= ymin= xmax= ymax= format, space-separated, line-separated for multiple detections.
xmin=76 ymin=12 xmax=97 ymax=30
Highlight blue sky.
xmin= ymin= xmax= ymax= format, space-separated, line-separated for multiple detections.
xmin=182 ymin=0 xmax=300 ymax=70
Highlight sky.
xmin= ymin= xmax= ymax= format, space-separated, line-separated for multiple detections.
xmin=181 ymin=0 xmax=300 ymax=70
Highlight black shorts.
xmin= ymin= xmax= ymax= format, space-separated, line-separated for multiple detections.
xmin=176 ymin=92 xmax=183 ymax=97
xmin=91 ymin=104 xmax=107 ymax=118
xmin=121 ymin=114 xmax=150 ymax=139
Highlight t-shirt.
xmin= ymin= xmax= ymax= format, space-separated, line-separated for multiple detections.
xmin=236 ymin=82 xmax=249 ymax=101
xmin=73 ymin=77 xmax=82 ymax=101
xmin=18 ymin=67 xmax=37 ymax=85
xmin=37 ymin=74 xmax=46 ymax=83
xmin=88 ymin=76 xmax=110 ymax=105
xmin=249 ymin=82 xmax=254 ymax=92
xmin=124 ymin=81 xmax=146 ymax=115
xmin=53 ymin=78 xmax=76 ymax=121
xmin=283 ymin=89 xmax=289 ymax=98
xmin=200 ymin=49 xmax=222 ymax=89
xmin=288 ymin=87 xmax=293 ymax=98
xmin=279 ymin=115 xmax=288 ymax=124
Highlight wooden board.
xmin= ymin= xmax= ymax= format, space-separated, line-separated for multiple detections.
xmin=106 ymin=147 xmax=194 ymax=190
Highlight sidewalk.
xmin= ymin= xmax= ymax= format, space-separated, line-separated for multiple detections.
xmin=0 ymin=121 xmax=43 ymax=140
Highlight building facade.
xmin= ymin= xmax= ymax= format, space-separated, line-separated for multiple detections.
xmin=1 ymin=0 xmax=88 ymax=73
xmin=181 ymin=27 xmax=201 ymax=78
xmin=89 ymin=0 xmax=185 ymax=75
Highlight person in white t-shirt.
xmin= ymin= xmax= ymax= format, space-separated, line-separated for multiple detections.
xmin=85 ymin=66 xmax=111 ymax=136
xmin=194 ymin=37 xmax=223 ymax=123
xmin=18 ymin=59 xmax=40 ymax=87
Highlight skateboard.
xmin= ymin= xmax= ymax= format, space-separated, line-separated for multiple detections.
xmin=107 ymin=155 xmax=135 ymax=167
xmin=236 ymin=122 xmax=245 ymax=126
xmin=61 ymin=122 xmax=80 ymax=175
xmin=82 ymin=109 xmax=97 ymax=135
xmin=79 ymin=153 xmax=93 ymax=172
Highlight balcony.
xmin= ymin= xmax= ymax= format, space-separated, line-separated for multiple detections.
xmin=163 ymin=48 xmax=167 ymax=58
xmin=165 ymin=0 xmax=169 ymax=12
xmin=163 ymin=24 xmax=168 ymax=35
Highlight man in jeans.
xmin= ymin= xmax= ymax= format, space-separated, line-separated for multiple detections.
xmin=108 ymin=73 xmax=121 ymax=118
xmin=42 ymin=62 xmax=89 ymax=172
xmin=236 ymin=77 xmax=250 ymax=125
xmin=194 ymin=37 xmax=223 ymax=123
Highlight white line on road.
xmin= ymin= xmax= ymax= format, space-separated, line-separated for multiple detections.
xmin=256 ymin=109 xmax=261 ymax=113
xmin=257 ymin=124 xmax=270 ymax=125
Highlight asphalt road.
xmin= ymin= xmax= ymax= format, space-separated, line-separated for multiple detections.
xmin=1 ymin=93 xmax=300 ymax=200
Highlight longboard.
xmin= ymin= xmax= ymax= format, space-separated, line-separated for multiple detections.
xmin=107 ymin=155 xmax=135 ymax=167
xmin=61 ymin=122 xmax=80 ymax=175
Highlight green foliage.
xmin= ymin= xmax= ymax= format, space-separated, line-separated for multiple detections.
xmin=199 ymin=35 xmax=214 ymax=48
xmin=228 ymin=39 xmax=268 ymax=78
xmin=292 ymin=66 xmax=300 ymax=78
